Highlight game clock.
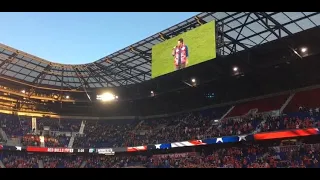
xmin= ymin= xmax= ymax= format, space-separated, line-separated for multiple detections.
xmin=74 ymin=148 xmax=89 ymax=153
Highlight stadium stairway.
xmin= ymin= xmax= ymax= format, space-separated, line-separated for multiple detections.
xmin=68 ymin=120 xmax=86 ymax=148
xmin=68 ymin=136 xmax=75 ymax=148
xmin=0 ymin=128 xmax=21 ymax=147
xmin=80 ymin=161 xmax=86 ymax=168
xmin=79 ymin=120 xmax=86 ymax=134
xmin=215 ymin=106 xmax=234 ymax=130
xmin=0 ymin=160 xmax=5 ymax=168
xmin=134 ymin=120 xmax=144 ymax=131
xmin=280 ymin=93 xmax=295 ymax=114
xmin=6 ymin=138 xmax=21 ymax=147
xmin=0 ymin=128 xmax=8 ymax=142
xmin=253 ymin=113 xmax=269 ymax=133
xmin=253 ymin=94 xmax=295 ymax=133
xmin=220 ymin=106 xmax=234 ymax=120
xmin=38 ymin=160 xmax=44 ymax=168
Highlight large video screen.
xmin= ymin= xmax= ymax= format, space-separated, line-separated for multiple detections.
xmin=151 ymin=21 xmax=216 ymax=78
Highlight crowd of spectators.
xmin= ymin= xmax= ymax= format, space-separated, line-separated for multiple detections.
xmin=72 ymin=112 xmax=264 ymax=148
xmin=0 ymin=103 xmax=319 ymax=150
xmin=37 ymin=118 xmax=81 ymax=132
xmin=0 ymin=114 xmax=27 ymax=137
xmin=85 ymin=155 xmax=146 ymax=168
xmin=259 ymin=107 xmax=320 ymax=133
xmin=45 ymin=135 xmax=70 ymax=147
xmin=299 ymin=106 xmax=320 ymax=116
xmin=42 ymin=155 xmax=83 ymax=168
xmin=21 ymin=134 xmax=69 ymax=147
xmin=71 ymin=106 xmax=319 ymax=148
xmin=0 ymin=152 xmax=39 ymax=168
xmin=73 ymin=120 xmax=140 ymax=148
xmin=148 ymin=143 xmax=320 ymax=168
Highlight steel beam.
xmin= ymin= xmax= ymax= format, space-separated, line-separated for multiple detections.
xmin=222 ymin=12 xmax=278 ymax=35
xmin=107 ymin=56 xmax=151 ymax=76
xmin=130 ymin=46 xmax=151 ymax=62
xmin=254 ymin=13 xmax=302 ymax=59
xmin=73 ymin=67 xmax=89 ymax=88
xmin=96 ymin=59 xmax=144 ymax=83
xmin=86 ymin=66 xmax=118 ymax=87
xmin=54 ymin=75 xmax=76 ymax=89
xmin=109 ymin=61 xmax=151 ymax=78
xmin=232 ymin=13 xmax=252 ymax=52
xmin=111 ymin=55 xmax=150 ymax=75
xmin=218 ymin=30 xmax=249 ymax=54
xmin=93 ymin=63 xmax=128 ymax=85
xmin=224 ymin=12 xmax=318 ymax=48
xmin=260 ymin=12 xmax=293 ymax=36
xmin=32 ymin=64 xmax=52 ymax=85
xmin=84 ymin=68 xmax=104 ymax=87
xmin=0 ymin=52 xmax=18 ymax=74
xmin=113 ymin=64 xmax=144 ymax=83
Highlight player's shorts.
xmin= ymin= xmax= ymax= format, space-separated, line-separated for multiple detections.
xmin=175 ymin=63 xmax=186 ymax=70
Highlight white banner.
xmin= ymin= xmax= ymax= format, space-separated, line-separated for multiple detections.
xmin=96 ymin=148 xmax=115 ymax=155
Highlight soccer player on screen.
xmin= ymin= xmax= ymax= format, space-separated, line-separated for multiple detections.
xmin=172 ymin=38 xmax=189 ymax=70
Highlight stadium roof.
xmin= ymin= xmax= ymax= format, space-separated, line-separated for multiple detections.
xmin=0 ymin=12 xmax=319 ymax=90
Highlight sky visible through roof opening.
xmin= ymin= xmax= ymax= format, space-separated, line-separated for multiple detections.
xmin=0 ymin=12 xmax=199 ymax=65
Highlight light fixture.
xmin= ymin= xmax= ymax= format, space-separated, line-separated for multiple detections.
xmin=233 ymin=67 xmax=238 ymax=72
xmin=300 ymin=47 xmax=307 ymax=53
xmin=97 ymin=92 xmax=116 ymax=102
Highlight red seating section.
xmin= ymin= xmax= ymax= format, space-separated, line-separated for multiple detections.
xmin=284 ymin=88 xmax=320 ymax=113
xmin=226 ymin=94 xmax=289 ymax=117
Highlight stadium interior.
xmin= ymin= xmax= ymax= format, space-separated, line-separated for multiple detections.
xmin=0 ymin=12 xmax=320 ymax=168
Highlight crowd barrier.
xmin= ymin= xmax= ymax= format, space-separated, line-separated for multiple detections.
xmin=0 ymin=128 xmax=318 ymax=154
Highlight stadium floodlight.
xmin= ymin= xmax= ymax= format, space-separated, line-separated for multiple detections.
xmin=96 ymin=92 xmax=117 ymax=102
xmin=301 ymin=47 xmax=307 ymax=53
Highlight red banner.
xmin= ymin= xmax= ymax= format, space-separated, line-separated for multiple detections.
xmin=27 ymin=146 xmax=48 ymax=152
xmin=27 ymin=146 xmax=74 ymax=153
xmin=254 ymin=128 xmax=319 ymax=140
xmin=127 ymin=146 xmax=147 ymax=152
